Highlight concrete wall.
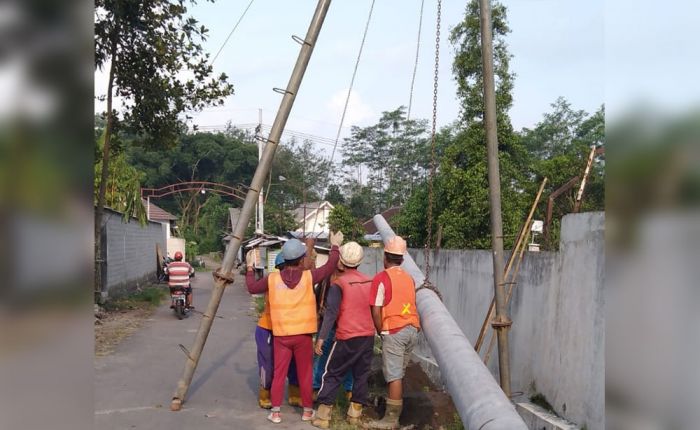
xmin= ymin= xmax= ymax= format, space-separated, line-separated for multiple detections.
xmin=358 ymin=212 xmax=604 ymax=430
xmin=103 ymin=208 xmax=167 ymax=296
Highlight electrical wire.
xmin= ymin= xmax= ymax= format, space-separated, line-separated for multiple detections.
xmin=210 ymin=0 xmax=256 ymax=65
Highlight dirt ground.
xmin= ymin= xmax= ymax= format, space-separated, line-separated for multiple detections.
xmin=358 ymin=360 xmax=462 ymax=430
xmin=94 ymin=289 xmax=165 ymax=357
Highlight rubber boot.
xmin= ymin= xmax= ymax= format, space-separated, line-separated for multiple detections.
xmin=258 ymin=388 xmax=272 ymax=409
xmin=346 ymin=401 xmax=363 ymax=424
xmin=311 ymin=404 xmax=333 ymax=429
xmin=363 ymin=398 xmax=402 ymax=429
xmin=344 ymin=390 xmax=353 ymax=401
xmin=287 ymin=384 xmax=302 ymax=407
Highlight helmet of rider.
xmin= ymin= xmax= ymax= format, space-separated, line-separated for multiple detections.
xmin=174 ymin=251 xmax=183 ymax=261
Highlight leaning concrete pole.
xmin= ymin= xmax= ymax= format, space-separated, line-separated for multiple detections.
xmin=373 ymin=215 xmax=527 ymax=429
xmin=170 ymin=0 xmax=332 ymax=411
xmin=478 ymin=0 xmax=512 ymax=396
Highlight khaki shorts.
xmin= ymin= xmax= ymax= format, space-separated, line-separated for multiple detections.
xmin=381 ymin=325 xmax=418 ymax=382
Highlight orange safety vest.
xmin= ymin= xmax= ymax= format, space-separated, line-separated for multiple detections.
xmin=268 ymin=270 xmax=317 ymax=336
xmin=381 ymin=266 xmax=420 ymax=332
xmin=335 ymin=270 xmax=374 ymax=341
xmin=257 ymin=294 xmax=272 ymax=330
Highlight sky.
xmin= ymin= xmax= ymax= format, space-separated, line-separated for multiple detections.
xmin=96 ymin=0 xmax=608 ymax=160
xmin=188 ymin=0 xmax=604 ymax=144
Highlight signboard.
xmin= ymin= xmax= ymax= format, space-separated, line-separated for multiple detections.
xmin=531 ymin=220 xmax=544 ymax=233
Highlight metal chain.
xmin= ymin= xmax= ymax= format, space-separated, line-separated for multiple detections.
xmin=423 ymin=0 xmax=441 ymax=285
xmin=406 ymin=0 xmax=425 ymax=121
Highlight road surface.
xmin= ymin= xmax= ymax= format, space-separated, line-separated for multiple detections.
xmin=95 ymin=269 xmax=313 ymax=429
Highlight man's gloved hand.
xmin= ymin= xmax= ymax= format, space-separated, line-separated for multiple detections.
xmin=329 ymin=230 xmax=344 ymax=247
xmin=245 ymin=249 xmax=256 ymax=269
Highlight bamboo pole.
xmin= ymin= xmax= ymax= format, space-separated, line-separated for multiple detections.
xmin=475 ymin=178 xmax=547 ymax=352
xmin=169 ymin=0 xmax=332 ymax=410
xmin=484 ymin=228 xmax=530 ymax=365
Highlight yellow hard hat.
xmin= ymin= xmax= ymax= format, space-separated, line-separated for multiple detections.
xmin=384 ymin=236 xmax=407 ymax=256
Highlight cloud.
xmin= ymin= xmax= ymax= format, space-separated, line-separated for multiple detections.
xmin=325 ymin=88 xmax=374 ymax=128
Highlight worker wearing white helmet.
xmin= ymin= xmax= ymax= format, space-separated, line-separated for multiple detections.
xmin=245 ymin=231 xmax=344 ymax=424
xmin=312 ymin=241 xmax=374 ymax=429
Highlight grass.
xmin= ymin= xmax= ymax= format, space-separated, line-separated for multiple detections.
xmin=253 ymin=295 xmax=266 ymax=317
xmin=445 ymin=413 xmax=465 ymax=430
xmin=103 ymin=286 xmax=168 ymax=311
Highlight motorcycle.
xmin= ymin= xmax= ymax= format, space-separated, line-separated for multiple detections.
xmin=169 ymin=272 xmax=195 ymax=320
xmin=170 ymin=286 xmax=189 ymax=320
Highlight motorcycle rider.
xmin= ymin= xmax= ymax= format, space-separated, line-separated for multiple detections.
xmin=165 ymin=251 xmax=195 ymax=309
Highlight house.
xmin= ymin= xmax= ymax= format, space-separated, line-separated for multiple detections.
xmin=362 ymin=206 xmax=401 ymax=242
xmin=292 ymin=201 xmax=334 ymax=240
xmin=142 ymin=199 xmax=185 ymax=260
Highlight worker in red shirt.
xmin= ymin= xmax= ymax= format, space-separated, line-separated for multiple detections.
xmin=245 ymin=231 xmax=344 ymax=424
xmin=311 ymin=241 xmax=374 ymax=429
xmin=165 ymin=251 xmax=194 ymax=309
xmin=365 ymin=236 xmax=420 ymax=430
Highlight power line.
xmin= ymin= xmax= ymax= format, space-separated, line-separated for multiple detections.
xmin=210 ymin=0 xmax=256 ymax=65
xmin=407 ymin=0 xmax=425 ymax=121
xmin=194 ymin=123 xmax=343 ymax=151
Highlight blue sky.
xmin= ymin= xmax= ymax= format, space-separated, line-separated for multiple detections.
xmin=183 ymin=0 xmax=604 ymax=155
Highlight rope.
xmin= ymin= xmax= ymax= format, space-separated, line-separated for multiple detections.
xmin=211 ymin=0 xmax=256 ymax=65
xmin=312 ymin=0 xmax=376 ymax=233
xmin=406 ymin=0 xmax=425 ymax=121
xmin=423 ymin=0 xmax=441 ymax=285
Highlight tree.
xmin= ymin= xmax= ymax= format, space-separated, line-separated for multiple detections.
xmin=436 ymin=0 xmax=527 ymax=249
xmin=264 ymin=202 xmax=297 ymax=237
xmin=94 ymin=0 xmax=234 ymax=296
xmin=327 ymin=205 xmax=367 ymax=245
xmin=342 ymin=107 xmax=430 ymax=210
xmin=94 ymin=133 xmax=147 ymax=223
xmin=520 ymin=99 xmax=605 ymax=248
xmin=324 ymin=184 xmax=345 ymax=205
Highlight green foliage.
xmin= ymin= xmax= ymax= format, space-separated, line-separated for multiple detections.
xmin=342 ymin=107 xmax=432 ymax=211
xmin=128 ymin=130 xmax=259 ymax=241
xmin=264 ymin=201 xmax=297 ymax=236
xmin=94 ymin=0 xmax=234 ymax=146
xmin=266 ymin=139 xmax=327 ymax=209
xmin=94 ymin=131 xmax=147 ymax=224
xmin=520 ymin=99 xmax=605 ymax=248
xmin=324 ymin=183 xmax=346 ymax=205
xmin=104 ymin=286 xmax=167 ymax=311
xmin=328 ymin=205 xmax=367 ymax=245
xmin=450 ymin=0 xmax=514 ymax=126
xmin=347 ymin=185 xmax=377 ymax=221
xmin=394 ymin=1 xmax=603 ymax=251
xmin=185 ymin=240 xmax=199 ymax=262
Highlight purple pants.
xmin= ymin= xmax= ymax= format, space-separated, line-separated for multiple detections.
xmin=255 ymin=326 xmax=298 ymax=389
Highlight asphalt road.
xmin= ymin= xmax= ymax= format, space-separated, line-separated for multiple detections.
xmin=95 ymin=270 xmax=313 ymax=430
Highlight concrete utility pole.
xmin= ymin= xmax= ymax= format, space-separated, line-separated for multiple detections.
xmin=478 ymin=0 xmax=512 ymax=396
xmin=169 ymin=0 xmax=332 ymax=411
xmin=373 ymin=215 xmax=527 ymax=430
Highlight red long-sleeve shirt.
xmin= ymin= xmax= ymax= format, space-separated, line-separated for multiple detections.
xmin=245 ymin=246 xmax=340 ymax=294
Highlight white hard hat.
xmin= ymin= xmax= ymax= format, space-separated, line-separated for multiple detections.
xmin=339 ymin=241 xmax=364 ymax=267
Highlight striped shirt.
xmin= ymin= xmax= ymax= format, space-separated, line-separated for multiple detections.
xmin=166 ymin=261 xmax=194 ymax=287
